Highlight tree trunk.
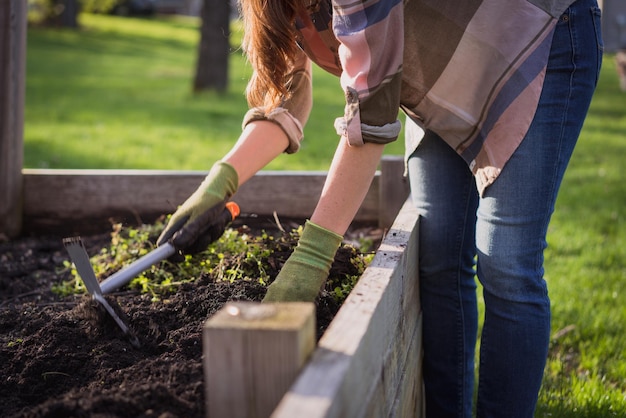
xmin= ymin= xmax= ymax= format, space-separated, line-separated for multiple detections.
xmin=44 ymin=0 xmax=80 ymax=28
xmin=0 ymin=0 xmax=27 ymax=238
xmin=57 ymin=0 xmax=79 ymax=28
xmin=193 ymin=0 xmax=230 ymax=93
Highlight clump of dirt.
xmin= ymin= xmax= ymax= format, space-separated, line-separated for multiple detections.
xmin=0 ymin=219 xmax=382 ymax=418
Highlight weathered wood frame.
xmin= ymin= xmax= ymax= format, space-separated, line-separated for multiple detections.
xmin=20 ymin=156 xmax=408 ymax=234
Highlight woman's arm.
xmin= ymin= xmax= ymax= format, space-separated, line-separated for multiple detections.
xmin=157 ymin=120 xmax=289 ymax=249
xmin=262 ymin=139 xmax=384 ymax=302
xmin=311 ymin=140 xmax=385 ymax=235
xmin=226 ymin=118 xmax=385 ymax=236
xmin=223 ymin=120 xmax=290 ymax=184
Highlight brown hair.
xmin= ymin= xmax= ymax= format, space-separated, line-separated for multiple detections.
xmin=240 ymin=0 xmax=302 ymax=111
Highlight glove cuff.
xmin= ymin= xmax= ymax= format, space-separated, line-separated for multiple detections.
xmin=301 ymin=220 xmax=343 ymax=248
xmin=291 ymin=220 xmax=343 ymax=271
xmin=201 ymin=160 xmax=239 ymax=199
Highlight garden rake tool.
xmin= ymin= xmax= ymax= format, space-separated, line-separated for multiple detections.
xmin=63 ymin=201 xmax=240 ymax=347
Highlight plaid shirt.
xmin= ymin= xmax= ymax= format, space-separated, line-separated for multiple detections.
xmin=243 ymin=0 xmax=576 ymax=192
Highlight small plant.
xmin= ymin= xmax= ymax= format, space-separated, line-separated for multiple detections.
xmin=7 ymin=338 xmax=24 ymax=348
xmin=57 ymin=220 xmax=373 ymax=303
xmin=326 ymin=246 xmax=375 ymax=304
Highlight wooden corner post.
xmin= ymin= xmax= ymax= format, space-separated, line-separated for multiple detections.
xmin=0 ymin=0 xmax=27 ymax=238
xmin=379 ymin=155 xmax=410 ymax=229
xmin=203 ymin=302 xmax=316 ymax=418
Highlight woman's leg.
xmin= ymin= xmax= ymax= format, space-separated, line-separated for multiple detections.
xmin=407 ymin=122 xmax=479 ymax=418
xmin=475 ymin=0 xmax=602 ymax=416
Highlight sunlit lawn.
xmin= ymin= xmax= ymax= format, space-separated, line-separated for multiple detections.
xmin=24 ymin=13 xmax=403 ymax=172
xmin=533 ymin=54 xmax=626 ymax=417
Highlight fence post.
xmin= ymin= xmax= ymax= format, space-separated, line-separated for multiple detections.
xmin=379 ymin=155 xmax=410 ymax=229
xmin=203 ymin=302 xmax=316 ymax=418
xmin=0 ymin=0 xmax=26 ymax=238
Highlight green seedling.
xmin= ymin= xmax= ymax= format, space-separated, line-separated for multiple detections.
xmin=56 ymin=220 xmax=373 ymax=304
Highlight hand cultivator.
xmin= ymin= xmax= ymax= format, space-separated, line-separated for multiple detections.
xmin=63 ymin=236 xmax=141 ymax=347
xmin=63 ymin=202 xmax=240 ymax=348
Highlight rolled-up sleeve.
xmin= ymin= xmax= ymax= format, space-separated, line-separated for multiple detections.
xmin=242 ymin=50 xmax=313 ymax=153
xmin=332 ymin=0 xmax=404 ymax=146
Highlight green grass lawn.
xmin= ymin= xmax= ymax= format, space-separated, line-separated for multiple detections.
xmin=533 ymin=54 xmax=626 ymax=417
xmin=25 ymin=13 xmax=625 ymax=416
xmin=24 ymin=13 xmax=403 ymax=172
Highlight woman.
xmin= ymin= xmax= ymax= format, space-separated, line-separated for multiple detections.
xmin=157 ymin=0 xmax=602 ymax=416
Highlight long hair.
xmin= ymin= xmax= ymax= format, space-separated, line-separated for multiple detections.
xmin=240 ymin=0 xmax=302 ymax=110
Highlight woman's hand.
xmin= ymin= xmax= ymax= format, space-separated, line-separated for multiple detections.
xmin=263 ymin=220 xmax=343 ymax=302
xmin=158 ymin=120 xmax=290 ymax=255
xmin=157 ymin=161 xmax=238 ymax=253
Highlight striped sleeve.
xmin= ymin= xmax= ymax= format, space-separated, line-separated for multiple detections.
xmin=332 ymin=0 xmax=404 ymax=146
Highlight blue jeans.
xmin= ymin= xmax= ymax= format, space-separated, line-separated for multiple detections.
xmin=406 ymin=0 xmax=603 ymax=416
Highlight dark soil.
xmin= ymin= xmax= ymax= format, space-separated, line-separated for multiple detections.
xmin=0 ymin=218 xmax=381 ymax=418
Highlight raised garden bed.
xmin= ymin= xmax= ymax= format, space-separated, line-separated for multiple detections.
xmin=1 ymin=157 xmax=423 ymax=417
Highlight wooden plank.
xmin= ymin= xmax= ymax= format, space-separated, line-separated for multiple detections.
xmin=203 ymin=302 xmax=316 ymax=418
xmin=0 ymin=0 xmax=27 ymax=238
xmin=272 ymin=199 xmax=422 ymax=417
xmin=391 ymin=322 xmax=425 ymax=418
xmin=20 ymin=169 xmax=382 ymax=234
xmin=20 ymin=158 xmax=406 ymax=233
xmin=378 ymin=155 xmax=410 ymax=229
xmin=20 ymin=170 xmax=328 ymax=233
xmin=363 ymin=317 xmax=423 ymax=418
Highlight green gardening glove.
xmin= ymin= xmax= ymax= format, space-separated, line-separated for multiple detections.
xmin=263 ymin=220 xmax=343 ymax=303
xmin=157 ymin=161 xmax=238 ymax=254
